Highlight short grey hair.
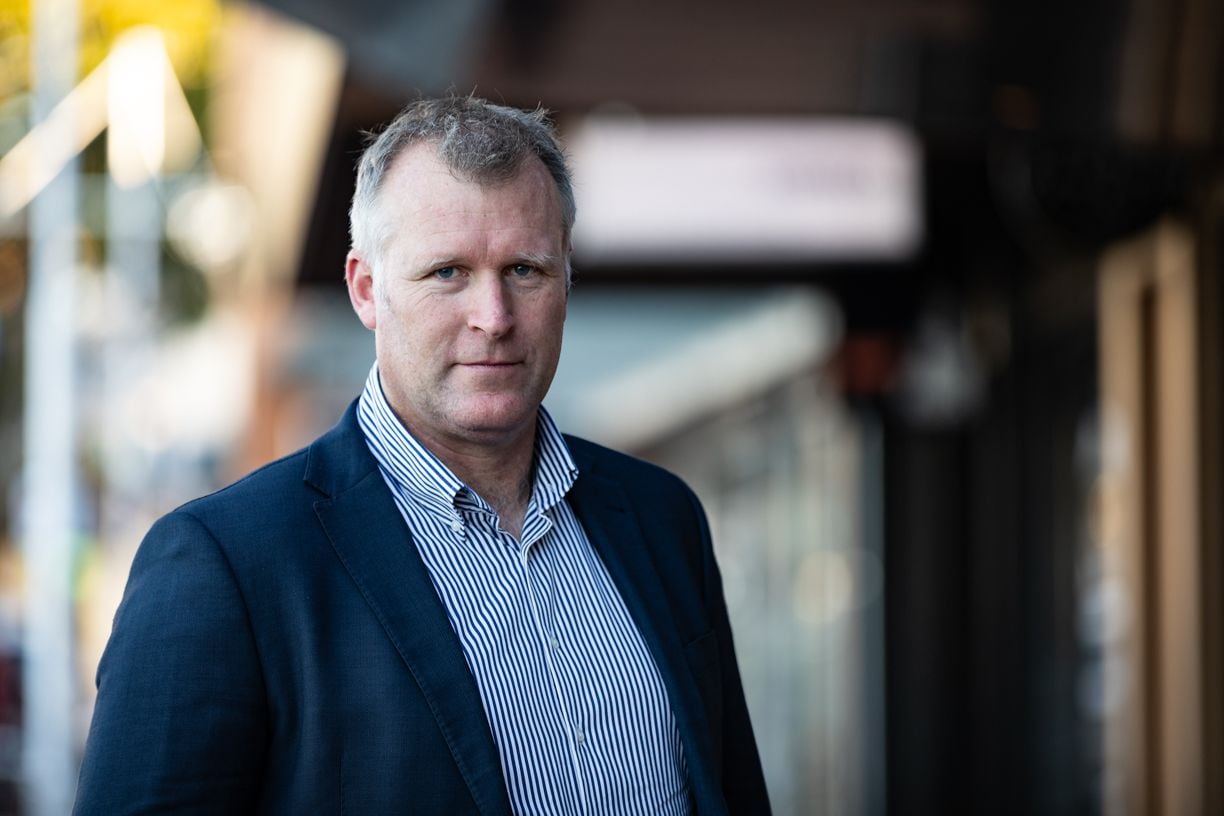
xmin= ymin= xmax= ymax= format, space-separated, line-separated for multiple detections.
xmin=349 ymin=95 xmax=576 ymax=282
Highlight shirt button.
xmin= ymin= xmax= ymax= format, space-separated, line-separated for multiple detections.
xmin=548 ymin=636 xmax=559 ymax=650
xmin=574 ymin=728 xmax=585 ymax=744
xmin=450 ymin=518 xmax=463 ymax=533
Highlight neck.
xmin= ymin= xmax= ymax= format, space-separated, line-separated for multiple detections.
xmin=407 ymin=420 xmax=538 ymax=541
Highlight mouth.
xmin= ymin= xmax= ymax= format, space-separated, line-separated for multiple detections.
xmin=457 ymin=361 xmax=523 ymax=374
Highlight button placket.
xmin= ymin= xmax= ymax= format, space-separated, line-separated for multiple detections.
xmin=521 ymin=510 xmax=553 ymax=549
xmin=517 ymin=546 xmax=589 ymax=807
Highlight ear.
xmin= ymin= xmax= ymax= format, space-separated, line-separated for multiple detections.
xmin=345 ymin=251 xmax=378 ymax=330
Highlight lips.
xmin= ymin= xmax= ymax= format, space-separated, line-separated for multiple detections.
xmin=456 ymin=361 xmax=524 ymax=376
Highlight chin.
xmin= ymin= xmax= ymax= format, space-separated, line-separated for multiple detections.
xmin=452 ymin=400 xmax=537 ymax=438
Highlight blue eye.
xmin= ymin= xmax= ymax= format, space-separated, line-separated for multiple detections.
xmin=511 ymin=264 xmax=533 ymax=277
xmin=434 ymin=267 xmax=456 ymax=279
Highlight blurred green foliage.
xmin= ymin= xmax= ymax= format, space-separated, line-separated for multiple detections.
xmin=0 ymin=0 xmax=221 ymax=101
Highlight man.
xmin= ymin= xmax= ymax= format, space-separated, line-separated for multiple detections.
xmin=75 ymin=96 xmax=770 ymax=815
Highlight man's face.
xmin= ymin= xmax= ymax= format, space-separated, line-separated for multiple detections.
xmin=345 ymin=144 xmax=569 ymax=453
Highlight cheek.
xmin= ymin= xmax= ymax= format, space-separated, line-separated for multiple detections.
xmin=550 ymin=303 xmax=568 ymax=345
xmin=535 ymin=292 xmax=568 ymax=332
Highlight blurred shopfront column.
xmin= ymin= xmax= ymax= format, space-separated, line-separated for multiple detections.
xmin=1096 ymin=218 xmax=1224 ymax=816
xmin=208 ymin=4 xmax=345 ymax=470
xmin=1097 ymin=0 xmax=1224 ymax=810
xmin=21 ymin=0 xmax=80 ymax=814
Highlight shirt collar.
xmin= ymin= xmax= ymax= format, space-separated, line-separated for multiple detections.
xmin=356 ymin=362 xmax=579 ymax=521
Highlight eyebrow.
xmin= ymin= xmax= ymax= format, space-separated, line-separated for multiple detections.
xmin=416 ymin=251 xmax=563 ymax=271
xmin=417 ymin=256 xmax=462 ymax=271
xmin=513 ymin=251 xmax=563 ymax=269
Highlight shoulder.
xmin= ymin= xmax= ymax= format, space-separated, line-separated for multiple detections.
xmin=170 ymin=447 xmax=316 ymax=530
xmin=123 ymin=448 xmax=321 ymax=587
xmin=563 ymin=434 xmax=705 ymax=519
xmin=164 ymin=401 xmax=375 ymax=535
xmin=128 ymin=420 xmax=371 ymax=603
xmin=564 ymin=434 xmax=686 ymax=486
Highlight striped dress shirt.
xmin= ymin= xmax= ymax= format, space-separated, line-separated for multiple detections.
xmin=357 ymin=365 xmax=692 ymax=816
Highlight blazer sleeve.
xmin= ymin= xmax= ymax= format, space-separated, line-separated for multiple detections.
xmin=74 ymin=510 xmax=268 ymax=815
xmin=685 ymin=484 xmax=773 ymax=814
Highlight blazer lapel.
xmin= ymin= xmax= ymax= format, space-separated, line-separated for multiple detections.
xmin=307 ymin=407 xmax=512 ymax=816
xmin=565 ymin=465 xmax=724 ymax=815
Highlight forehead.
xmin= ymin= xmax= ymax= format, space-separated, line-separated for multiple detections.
xmin=377 ymin=144 xmax=560 ymax=228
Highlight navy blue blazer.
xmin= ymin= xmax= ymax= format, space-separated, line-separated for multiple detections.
xmin=74 ymin=403 xmax=770 ymax=814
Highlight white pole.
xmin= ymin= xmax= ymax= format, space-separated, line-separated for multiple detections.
xmin=23 ymin=0 xmax=80 ymax=812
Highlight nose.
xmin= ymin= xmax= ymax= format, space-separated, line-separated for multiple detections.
xmin=466 ymin=274 xmax=514 ymax=338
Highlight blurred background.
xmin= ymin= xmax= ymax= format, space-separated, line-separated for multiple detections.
xmin=2 ymin=0 xmax=1223 ymax=813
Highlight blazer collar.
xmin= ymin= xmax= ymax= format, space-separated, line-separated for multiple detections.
xmin=305 ymin=402 xmax=513 ymax=816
